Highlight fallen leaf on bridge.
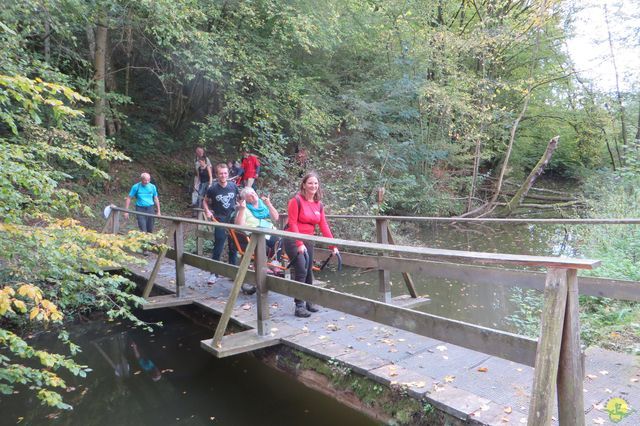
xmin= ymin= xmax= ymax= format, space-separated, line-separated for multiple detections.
xmin=593 ymin=418 xmax=605 ymax=425
xmin=500 ymin=416 xmax=509 ymax=423
xmin=241 ymin=303 xmax=252 ymax=310
xmin=326 ymin=324 xmax=339 ymax=331
xmin=444 ymin=375 xmax=455 ymax=383
xmin=504 ymin=406 xmax=512 ymax=414
xmin=586 ymin=374 xmax=598 ymax=380
xmin=477 ymin=367 xmax=488 ymax=372
xmin=599 ymin=370 xmax=609 ymax=375
xmin=436 ymin=345 xmax=447 ymax=351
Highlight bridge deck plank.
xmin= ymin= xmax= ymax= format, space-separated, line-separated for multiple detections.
xmin=127 ymin=254 xmax=640 ymax=425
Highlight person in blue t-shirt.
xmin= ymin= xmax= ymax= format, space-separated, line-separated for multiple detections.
xmin=124 ymin=172 xmax=161 ymax=233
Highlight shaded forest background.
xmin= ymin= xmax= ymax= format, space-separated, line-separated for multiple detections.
xmin=4 ymin=0 xmax=639 ymax=217
xmin=1 ymin=0 xmax=640 ymax=411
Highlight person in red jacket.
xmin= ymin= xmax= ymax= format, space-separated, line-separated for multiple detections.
xmin=284 ymin=172 xmax=339 ymax=317
xmin=240 ymin=150 xmax=260 ymax=188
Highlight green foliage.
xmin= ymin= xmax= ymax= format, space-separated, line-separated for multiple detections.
xmin=0 ymin=70 xmax=156 ymax=409
xmin=507 ymin=170 xmax=640 ymax=353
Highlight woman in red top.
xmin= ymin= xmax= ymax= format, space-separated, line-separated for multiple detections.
xmin=284 ymin=172 xmax=339 ymax=318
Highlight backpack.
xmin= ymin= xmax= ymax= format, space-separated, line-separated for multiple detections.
xmin=283 ymin=194 xmax=323 ymax=230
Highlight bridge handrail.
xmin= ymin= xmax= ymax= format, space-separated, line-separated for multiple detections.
xmin=190 ymin=207 xmax=640 ymax=224
xmin=109 ymin=206 xmax=600 ymax=270
xmin=107 ymin=206 xmax=591 ymax=424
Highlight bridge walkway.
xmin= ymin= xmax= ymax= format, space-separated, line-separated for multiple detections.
xmin=127 ymin=255 xmax=639 ymax=426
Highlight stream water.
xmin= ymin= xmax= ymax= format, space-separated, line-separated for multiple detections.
xmin=2 ymin=308 xmax=375 ymax=426
xmin=317 ymin=221 xmax=580 ymax=332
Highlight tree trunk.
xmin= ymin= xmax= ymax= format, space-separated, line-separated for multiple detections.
xmin=124 ymin=11 xmax=133 ymax=97
xmin=604 ymin=5 xmax=628 ymax=159
xmin=635 ymin=96 xmax=640 ymax=147
xmin=93 ymin=19 xmax=107 ymax=147
xmin=503 ymin=136 xmax=559 ymax=214
xmin=44 ymin=17 xmax=50 ymax=63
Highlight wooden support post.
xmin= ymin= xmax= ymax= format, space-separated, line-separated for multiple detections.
xmin=375 ymin=218 xmax=391 ymax=303
xmin=558 ymin=269 xmax=585 ymax=426
xmin=174 ymin=221 xmax=185 ymax=297
xmin=528 ymin=268 xmax=568 ymax=426
xmin=142 ymin=224 xmax=176 ymax=299
xmin=196 ymin=210 xmax=204 ymax=256
xmin=101 ymin=209 xmax=114 ymax=234
xmin=112 ymin=210 xmax=121 ymax=234
xmin=254 ymin=234 xmax=269 ymax=336
xmin=143 ymin=246 xmax=168 ymax=299
xmin=212 ymin=237 xmax=258 ymax=348
xmin=386 ymin=227 xmax=418 ymax=298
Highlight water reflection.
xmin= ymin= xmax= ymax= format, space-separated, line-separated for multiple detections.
xmin=3 ymin=308 xmax=377 ymax=426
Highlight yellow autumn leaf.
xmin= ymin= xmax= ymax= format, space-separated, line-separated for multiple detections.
xmin=13 ymin=299 xmax=27 ymax=313
xmin=30 ymin=307 xmax=40 ymax=320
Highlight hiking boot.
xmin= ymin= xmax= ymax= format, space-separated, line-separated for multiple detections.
xmin=207 ymin=273 xmax=219 ymax=284
xmin=241 ymin=283 xmax=257 ymax=295
xmin=294 ymin=303 xmax=311 ymax=318
xmin=306 ymin=302 xmax=319 ymax=313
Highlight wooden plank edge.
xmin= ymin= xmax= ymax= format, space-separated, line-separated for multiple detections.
xmin=266 ymin=275 xmax=538 ymax=366
xmin=200 ymin=331 xmax=280 ymax=358
xmin=141 ymin=295 xmax=195 ymax=310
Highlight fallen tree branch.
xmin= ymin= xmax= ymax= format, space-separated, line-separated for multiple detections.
xmin=503 ymin=135 xmax=559 ymax=214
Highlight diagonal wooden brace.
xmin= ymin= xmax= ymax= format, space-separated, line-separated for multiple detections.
xmin=142 ymin=224 xmax=177 ymax=299
xmin=211 ymin=237 xmax=258 ymax=348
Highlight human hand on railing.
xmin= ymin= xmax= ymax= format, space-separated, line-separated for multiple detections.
xmin=332 ymin=247 xmax=339 ymax=255
xmin=236 ymin=198 xmax=246 ymax=209
xmin=205 ymin=211 xmax=214 ymax=220
xmin=297 ymin=244 xmax=307 ymax=254
xmin=123 ymin=212 xmax=129 ymax=219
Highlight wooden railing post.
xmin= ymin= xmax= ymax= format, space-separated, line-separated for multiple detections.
xmin=386 ymin=227 xmax=418 ymax=298
xmin=112 ymin=209 xmax=121 ymax=234
xmin=375 ymin=218 xmax=391 ymax=303
xmin=254 ymin=233 xmax=269 ymax=336
xmin=558 ymin=269 xmax=585 ymax=426
xmin=196 ymin=210 xmax=204 ymax=256
xmin=174 ymin=221 xmax=185 ymax=297
xmin=528 ymin=268 xmax=568 ymax=425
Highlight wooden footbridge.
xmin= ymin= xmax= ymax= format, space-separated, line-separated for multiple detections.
xmin=105 ymin=207 xmax=640 ymax=425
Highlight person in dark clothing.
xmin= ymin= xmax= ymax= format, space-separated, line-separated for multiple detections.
xmin=196 ymin=157 xmax=213 ymax=209
xmin=202 ymin=163 xmax=239 ymax=284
